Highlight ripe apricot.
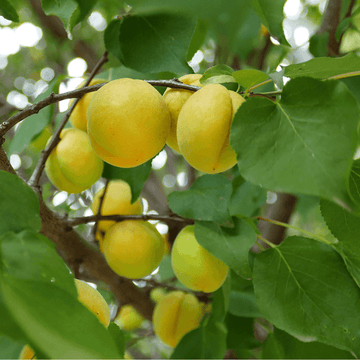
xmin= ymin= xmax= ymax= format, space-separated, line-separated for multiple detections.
xmin=103 ymin=220 xmax=164 ymax=279
xmin=115 ymin=304 xmax=144 ymax=330
xmin=87 ymin=78 xmax=171 ymax=168
xmin=150 ymin=287 xmax=167 ymax=303
xmin=69 ymin=78 xmax=108 ymax=132
xmin=153 ymin=291 xmax=203 ymax=348
xmin=177 ymin=84 xmax=245 ymax=173
xmin=45 ymin=128 xmax=103 ymax=193
xmin=171 ymin=225 xmax=229 ymax=293
xmin=163 ymin=74 xmax=202 ymax=152
xmin=91 ymin=180 xmax=142 ymax=234
xmin=75 ymin=279 xmax=110 ymax=327
xmin=19 ymin=345 xmax=35 ymax=359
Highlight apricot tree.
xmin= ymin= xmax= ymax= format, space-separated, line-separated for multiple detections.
xmin=1 ymin=0 xmax=360 ymax=359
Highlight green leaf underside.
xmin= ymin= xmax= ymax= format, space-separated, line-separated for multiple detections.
xmin=232 ymin=69 xmax=270 ymax=90
xmin=0 ymin=171 xmax=41 ymax=234
xmin=284 ymin=53 xmax=360 ymax=80
xmin=195 ymin=217 xmax=257 ymax=278
xmin=250 ymin=0 xmax=288 ymax=44
xmin=0 ymin=0 xmax=19 ymax=22
xmin=320 ymin=199 xmax=360 ymax=287
xmin=200 ymin=65 xmax=236 ymax=85
xmin=1 ymin=230 xmax=77 ymax=297
xmin=1 ymin=277 xmax=120 ymax=359
xmin=231 ymin=77 xmax=359 ymax=212
xmin=262 ymin=327 xmax=354 ymax=359
xmin=168 ymin=174 xmax=233 ymax=226
xmin=253 ymin=236 xmax=360 ymax=356
xmin=41 ymin=0 xmax=77 ymax=31
xmin=118 ymin=13 xmax=196 ymax=73
xmin=102 ymin=160 xmax=152 ymax=203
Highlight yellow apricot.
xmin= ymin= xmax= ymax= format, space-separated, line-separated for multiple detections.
xmin=153 ymin=291 xmax=203 ymax=348
xmin=103 ymin=220 xmax=164 ymax=279
xmin=91 ymin=180 xmax=142 ymax=234
xmin=87 ymin=78 xmax=171 ymax=168
xmin=177 ymin=84 xmax=245 ymax=174
xmin=95 ymin=229 xmax=105 ymax=253
xmin=163 ymin=74 xmax=202 ymax=152
xmin=115 ymin=304 xmax=144 ymax=330
xmin=124 ymin=352 xmax=132 ymax=359
xmin=171 ymin=225 xmax=229 ymax=293
xmin=69 ymin=78 xmax=108 ymax=132
xmin=45 ymin=128 xmax=103 ymax=193
xmin=150 ymin=287 xmax=167 ymax=303
xmin=19 ymin=345 xmax=35 ymax=359
xmin=30 ymin=125 xmax=53 ymax=151
xmin=74 ymin=279 xmax=110 ymax=327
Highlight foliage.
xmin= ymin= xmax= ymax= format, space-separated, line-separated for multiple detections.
xmin=1 ymin=0 xmax=360 ymax=359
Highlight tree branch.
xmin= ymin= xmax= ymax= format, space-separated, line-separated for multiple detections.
xmin=67 ymin=213 xmax=194 ymax=227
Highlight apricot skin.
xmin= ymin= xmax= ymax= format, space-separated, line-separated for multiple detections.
xmin=163 ymin=74 xmax=202 ymax=152
xmin=115 ymin=304 xmax=144 ymax=330
xmin=44 ymin=128 xmax=103 ymax=193
xmin=153 ymin=291 xmax=203 ymax=348
xmin=69 ymin=78 xmax=108 ymax=132
xmin=87 ymin=78 xmax=171 ymax=168
xmin=19 ymin=345 xmax=36 ymax=359
xmin=103 ymin=220 xmax=164 ymax=279
xmin=74 ymin=279 xmax=110 ymax=328
xmin=171 ymin=225 xmax=229 ymax=293
xmin=91 ymin=180 xmax=142 ymax=234
xmin=177 ymin=84 xmax=245 ymax=174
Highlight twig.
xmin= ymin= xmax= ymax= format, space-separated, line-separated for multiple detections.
xmin=92 ymin=179 xmax=109 ymax=241
xmin=67 ymin=213 xmax=194 ymax=227
xmin=28 ymin=51 xmax=109 ymax=189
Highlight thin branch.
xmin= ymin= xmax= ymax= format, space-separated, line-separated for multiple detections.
xmin=28 ymin=51 xmax=109 ymax=189
xmin=67 ymin=213 xmax=194 ymax=227
xmin=92 ymin=179 xmax=109 ymax=241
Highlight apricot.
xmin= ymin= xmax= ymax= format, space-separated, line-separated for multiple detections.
xmin=69 ymin=78 xmax=107 ymax=132
xmin=87 ymin=78 xmax=171 ymax=168
xmin=115 ymin=304 xmax=144 ymax=330
xmin=30 ymin=125 xmax=53 ymax=151
xmin=171 ymin=225 xmax=229 ymax=293
xmin=163 ymin=74 xmax=202 ymax=152
xmin=91 ymin=180 xmax=142 ymax=234
xmin=150 ymin=287 xmax=167 ymax=303
xmin=103 ymin=220 xmax=164 ymax=279
xmin=152 ymin=291 xmax=203 ymax=348
xmin=19 ymin=345 xmax=35 ymax=359
xmin=45 ymin=128 xmax=103 ymax=193
xmin=177 ymin=84 xmax=245 ymax=173
xmin=74 ymin=279 xmax=110 ymax=327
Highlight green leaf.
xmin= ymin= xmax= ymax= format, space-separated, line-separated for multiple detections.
xmin=70 ymin=0 xmax=98 ymax=32
xmin=229 ymin=175 xmax=267 ymax=217
xmin=284 ymin=53 xmax=360 ymax=80
xmin=41 ymin=0 xmax=78 ymax=32
xmin=107 ymin=323 xmax=125 ymax=358
xmin=0 ymin=171 xmax=41 ymax=234
xmin=309 ymin=33 xmax=329 ymax=58
xmin=0 ymin=335 xmax=23 ymax=359
xmin=102 ymin=160 xmax=152 ymax=203
xmin=349 ymin=159 xmax=360 ymax=204
xmin=0 ymin=277 xmax=121 ymax=359
xmin=104 ymin=19 xmax=123 ymax=61
xmin=168 ymin=174 xmax=233 ymax=226
xmin=186 ymin=18 xmax=208 ymax=62
xmin=232 ymin=69 xmax=270 ymax=90
xmin=320 ymin=199 xmax=360 ymax=287
xmin=200 ymin=65 xmax=236 ymax=85
xmin=228 ymin=291 xmax=262 ymax=318
xmin=194 ymin=217 xmax=257 ymax=278
xmin=226 ymin=315 xmax=260 ymax=358
xmin=8 ymin=75 xmax=64 ymax=156
xmin=170 ymin=327 xmax=203 ymax=359
xmin=250 ymin=0 xmax=288 ymax=45
xmin=118 ymin=13 xmax=196 ymax=73
xmin=253 ymin=236 xmax=360 ymax=356
xmin=231 ymin=77 xmax=359 ymax=213
xmin=158 ymin=254 xmax=176 ymax=282
xmin=262 ymin=327 xmax=354 ymax=359
xmin=0 ymin=0 xmax=19 ymax=22
xmin=1 ymin=231 xmax=76 ymax=297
